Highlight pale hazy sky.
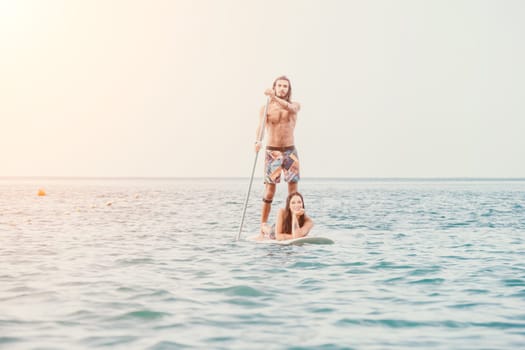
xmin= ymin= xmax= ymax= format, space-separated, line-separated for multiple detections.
xmin=1 ymin=0 xmax=524 ymax=178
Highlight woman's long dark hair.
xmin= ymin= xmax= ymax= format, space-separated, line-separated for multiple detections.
xmin=282 ymin=192 xmax=305 ymax=234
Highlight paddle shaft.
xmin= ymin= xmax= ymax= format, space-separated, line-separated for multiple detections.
xmin=236 ymin=97 xmax=270 ymax=240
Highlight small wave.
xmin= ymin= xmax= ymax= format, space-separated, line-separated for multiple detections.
xmin=372 ymin=261 xmax=413 ymax=270
xmin=65 ymin=309 xmax=95 ymax=320
xmin=0 ymin=337 xmax=21 ymax=345
xmin=510 ymin=289 xmax=525 ymax=298
xmin=506 ymin=314 xmax=525 ymax=321
xmin=345 ymin=269 xmax=372 ymax=275
xmin=337 ymin=261 xmax=367 ymax=267
xmin=503 ymin=279 xmax=525 ymax=287
xmin=308 ymin=307 xmax=336 ymax=314
xmin=440 ymin=255 xmax=470 ymax=261
xmin=474 ymin=321 xmax=525 ymax=329
xmin=116 ymin=257 xmax=155 ymax=265
xmin=383 ymin=277 xmax=405 ymax=284
xmin=441 ymin=221 xmax=474 ymax=229
xmin=128 ymin=289 xmax=171 ymax=300
xmin=336 ymin=318 xmax=430 ymax=328
xmin=409 ymin=267 xmax=441 ymax=276
xmin=226 ymin=298 xmax=269 ymax=308
xmin=336 ymin=318 xmax=525 ymax=329
xmin=82 ymin=335 xmax=138 ymax=347
xmin=115 ymin=310 xmax=171 ymax=320
xmin=290 ymin=261 xmax=329 ymax=269
xmin=201 ymin=285 xmax=266 ymax=297
xmin=148 ymin=340 xmax=191 ymax=349
xmin=409 ymin=278 xmax=445 ymax=285
xmin=448 ymin=302 xmax=485 ymax=309
xmin=300 ymin=278 xmax=322 ymax=285
xmin=464 ymin=288 xmax=490 ymax=294
xmin=481 ymin=209 xmax=496 ymax=217
xmin=204 ymin=336 xmax=235 ymax=342
xmin=451 ymin=243 xmax=474 ymax=248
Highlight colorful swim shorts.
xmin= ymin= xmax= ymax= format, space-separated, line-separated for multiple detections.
xmin=264 ymin=146 xmax=300 ymax=184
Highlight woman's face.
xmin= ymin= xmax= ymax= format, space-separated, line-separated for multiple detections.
xmin=289 ymin=195 xmax=303 ymax=212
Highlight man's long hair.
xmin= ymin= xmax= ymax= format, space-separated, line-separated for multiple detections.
xmin=282 ymin=192 xmax=305 ymax=234
xmin=272 ymin=75 xmax=292 ymax=102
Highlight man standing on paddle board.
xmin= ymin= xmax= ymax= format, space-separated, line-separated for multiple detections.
xmin=255 ymin=75 xmax=301 ymax=237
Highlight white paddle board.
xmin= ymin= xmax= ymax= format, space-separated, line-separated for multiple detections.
xmin=249 ymin=236 xmax=334 ymax=246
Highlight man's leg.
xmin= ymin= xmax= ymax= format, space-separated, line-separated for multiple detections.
xmin=288 ymin=181 xmax=298 ymax=196
xmin=284 ymin=148 xmax=300 ymax=196
xmin=261 ymin=183 xmax=276 ymax=233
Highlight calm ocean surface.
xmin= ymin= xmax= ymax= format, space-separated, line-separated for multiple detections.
xmin=1 ymin=178 xmax=525 ymax=349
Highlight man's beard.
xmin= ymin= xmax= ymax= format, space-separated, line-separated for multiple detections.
xmin=277 ymin=91 xmax=289 ymax=99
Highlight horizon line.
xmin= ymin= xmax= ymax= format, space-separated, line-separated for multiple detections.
xmin=1 ymin=176 xmax=525 ymax=181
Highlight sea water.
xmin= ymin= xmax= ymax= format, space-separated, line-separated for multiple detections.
xmin=1 ymin=178 xmax=524 ymax=349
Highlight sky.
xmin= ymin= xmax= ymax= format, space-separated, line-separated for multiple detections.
xmin=1 ymin=0 xmax=524 ymax=178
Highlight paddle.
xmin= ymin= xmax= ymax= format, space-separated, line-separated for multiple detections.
xmin=236 ymin=97 xmax=270 ymax=241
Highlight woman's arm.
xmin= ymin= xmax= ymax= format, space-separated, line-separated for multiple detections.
xmin=275 ymin=208 xmax=292 ymax=241
xmin=275 ymin=209 xmax=314 ymax=240
xmin=292 ymin=215 xmax=314 ymax=239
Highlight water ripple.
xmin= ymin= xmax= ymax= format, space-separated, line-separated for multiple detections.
xmin=1 ymin=178 xmax=525 ymax=349
xmin=200 ymin=285 xmax=267 ymax=297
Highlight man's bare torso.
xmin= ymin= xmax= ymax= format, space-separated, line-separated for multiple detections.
xmin=263 ymin=101 xmax=298 ymax=147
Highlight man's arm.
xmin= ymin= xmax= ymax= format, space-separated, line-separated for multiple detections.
xmin=264 ymin=88 xmax=300 ymax=113
xmin=273 ymin=96 xmax=300 ymax=113
xmin=254 ymin=105 xmax=266 ymax=152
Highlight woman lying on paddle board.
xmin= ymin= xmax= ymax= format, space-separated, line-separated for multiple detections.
xmin=261 ymin=192 xmax=314 ymax=240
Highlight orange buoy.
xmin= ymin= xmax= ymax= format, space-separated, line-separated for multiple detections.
xmin=37 ymin=188 xmax=46 ymax=196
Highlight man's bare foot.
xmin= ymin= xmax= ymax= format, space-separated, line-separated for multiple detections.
xmin=260 ymin=223 xmax=274 ymax=239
